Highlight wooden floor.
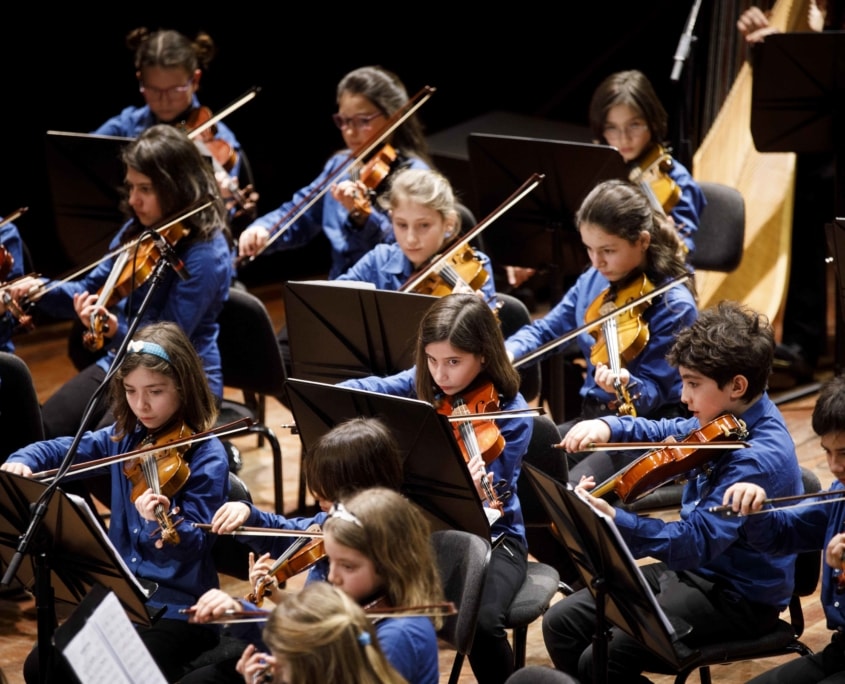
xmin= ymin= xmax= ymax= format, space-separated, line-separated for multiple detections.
xmin=0 ymin=283 xmax=838 ymax=684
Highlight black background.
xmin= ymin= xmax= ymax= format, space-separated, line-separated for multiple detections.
xmin=5 ymin=3 xmax=710 ymax=282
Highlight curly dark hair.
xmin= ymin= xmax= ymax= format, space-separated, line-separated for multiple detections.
xmin=666 ymin=301 xmax=774 ymax=401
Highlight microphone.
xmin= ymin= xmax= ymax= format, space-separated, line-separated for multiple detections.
xmin=148 ymin=231 xmax=191 ymax=281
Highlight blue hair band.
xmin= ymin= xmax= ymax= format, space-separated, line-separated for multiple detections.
xmin=357 ymin=631 xmax=371 ymax=647
xmin=127 ymin=340 xmax=171 ymax=364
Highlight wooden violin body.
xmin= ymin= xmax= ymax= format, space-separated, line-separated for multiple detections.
xmin=247 ymin=533 xmax=326 ymax=606
xmin=124 ymin=421 xmax=193 ymax=546
xmin=630 ymin=144 xmax=681 ymax=215
xmin=593 ymin=414 xmax=749 ymax=503
xmin=408 ymin=244 xmax=488 ymax=297
xmin=586 ymin=273 xmax=654 ymax=368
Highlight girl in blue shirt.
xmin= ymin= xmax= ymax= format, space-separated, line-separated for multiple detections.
xmin=93 ymin=27 xmax=254 ymax=224
xmin=237 ymin=65 xmax=432 ymax=280
xmin=2 ymin=321 xmax=230 ymax=683
xmin=337 ymin=166 xmax=498 ymax=306
xmin=8 ymin=124 xmax=233 ymax=440
xmin=0 ymin=214 xmax=26 ymax=351
xmin=339 ymin=292 xmax=532 ymax=684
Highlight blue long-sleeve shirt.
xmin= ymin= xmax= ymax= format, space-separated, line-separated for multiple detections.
xmin=5 ymin=424 xmax=230 ymax=620
xmin=93 ymin=97 xmax=244 ymax=181
xmin=336 ymin=241 xmax=499 ymax=307
xmin=602 ymin=394 xmax=802 ymax=608
xmin=338 ymin=368 xmax=531 ymax=546
xmin=0 ymin=219 xmax=25 ymax=352
xmin=740 ymin=480 xmax=845 ymax=631
xmin=245 ymin=151 xmax=429 ymax=278
xmin=505 ymin=270 xmax=697 ymax=417
xmin=32 ymin=222 xmax=232 ymax=398
xmin=663 ymin=156 xmax=707 ymax=255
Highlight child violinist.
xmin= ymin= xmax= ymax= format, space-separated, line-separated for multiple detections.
xmin=336 ymin=166 xmax=497 ymax=306
xmin=589 ymin=69 xmax=706 ymax=254
xmin=338 ymin=292 xmax=532 ymax=684
xmin=505 ymin=179 xmax=697 ymax=484
xmin=180 ymin=416 xmax=405 ymax=684
xmin=0 ymin=210 xmax=26 ymax=352
xmin=722 ymin=373 xmax=845 ymax=683
xmin=1 ymin=321 xmax=231 ymax=683
xmin=236 ymin=65 xmax=433 ymax=279
xmin=193 ymin=487 xmax=445 ymax=684
xmin=237 ymin=581 xmax=407 ymax=684
xmin=93 ymin=27 xmax=255 ymax=224
xmin=543 ymin=301 xmax=803 ymax=682
xmin=7 ymin=124 xmax=233 ymax=441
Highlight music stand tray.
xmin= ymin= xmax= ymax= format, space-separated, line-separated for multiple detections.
xmin=284 ymin=281 xmax=437 ymax=383
xmin=0 ymin=470 xmax=152 ymax=626
xmin=467 ymin=133 xmax=628 ymax=297
xmin=285 ymin=378 xmax=490 ymax=540
xmin=44 ymin=131 xmax=132 ymax=270
xmin=522 ymin=464 xmax=698 ymax=673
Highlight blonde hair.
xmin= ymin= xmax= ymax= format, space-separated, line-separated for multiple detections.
xmin=323 ymin=487 xmax=445 ymax=630
xmin=380 ymin=167 xmax=460 ymax=234
xmin=263 ymin=582 xmax=407 ymax=684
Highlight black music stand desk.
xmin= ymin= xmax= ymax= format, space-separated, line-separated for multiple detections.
xmin=285 ymin=378 xmax=490 ymax=540
xmin=522 ymin=464 xmax=697 ymax=682
xmin=284 ymin=281 xmax=437 ymax=383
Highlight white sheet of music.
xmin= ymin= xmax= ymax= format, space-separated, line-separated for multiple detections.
xmin=62 ymin=590 xmax=166 ymax=684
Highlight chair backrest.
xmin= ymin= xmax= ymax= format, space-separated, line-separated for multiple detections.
xmin=496 ymin=292 xmax=540 ymax=403
xmin=211 ymin=471 xmax=255 ymax=580
xmin=0 ymin=352 xmax=44 ymax=463
xmin=688 ymin=181 xmax=745 ymax=272
xmin=217 ymin=286 xmax=287 ymax=397
xmin=431 ymin=529 xmax=492 ymax=656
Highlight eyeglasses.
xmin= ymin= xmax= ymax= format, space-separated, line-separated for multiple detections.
xmin=139 ymin=80 xmax=193 ymax=100
xmin=328 ymin=501 xmax=363 ymax=527
xmin=332 ymin=112 xmax=384 ymax=131
xmin=602 ymin=122 xmax=649 ymax=140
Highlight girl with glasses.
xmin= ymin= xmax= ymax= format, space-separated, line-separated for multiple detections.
xmin=93 ymin=27 xmax=256 ymax=230
xmin=237 ymin=65 xmax=432 ymax=279
xmin=589 ymin=69 xmax=706 ymax=255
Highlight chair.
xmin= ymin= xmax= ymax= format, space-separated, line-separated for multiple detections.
xmin=669 ymin=466 xmax=822 ymax=684
xmin=216 ymin=285 xmax=287 ymax=514
xmin=431 ymin=529 xmax=492 ymax=684
xmin=0 ymin=351 xmax=44 ymax=463
xmin=505 ymin=560 xmax=562 ymax=670
xmin=211 ymin=471 xmax=255 ymax=581
xmin=497 ymin=292 xmax=541 ymax=403
xmin=688 ymin=181 xmax=746 ymax=273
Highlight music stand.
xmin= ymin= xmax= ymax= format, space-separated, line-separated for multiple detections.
xmin=468 ymin=133 xmax=628 ymax=302
xmin=0 ymin=470 xmax=153 ymax=677
xmin=522 ymin=463 xmax=698 ymax=683
xmin=285 ymin=378 xmax=490 ymax=540
xmin=283 ymin=281 xmax=437 ymax=383
xmin=44 ymin=131 xmax=131 ymax=270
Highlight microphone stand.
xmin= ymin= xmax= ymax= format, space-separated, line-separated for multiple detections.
xmin=669 ymin=0 xmax=703 ymax=170
xmin=1 ymin=253 xmax=179 ymax=683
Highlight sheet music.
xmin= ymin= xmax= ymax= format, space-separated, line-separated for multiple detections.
xmin=62 ymin=590 xmax=167 ymax=684
xmin=65 ymin=492 xmax=153 ymax=599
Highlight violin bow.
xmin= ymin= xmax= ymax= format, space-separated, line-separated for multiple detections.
xmin=0 ymin=207 xmax=28 ymax=230
xmin=191 ymin=523 xmax=323 ymax=538
xmin=557 ymin=440 xmax=751 ymax=451
xmin=399 ymin=172 xmax=544 ymax=293
xmin=512 ymin=272 xmax=692 ymax=369
xmin=180 ymin=601 xmax=457 ymax=624
xmin=187 ymin=86 xmax=261 ymax=140
xmin=252 ymin=86 xmax=436 ymax=258
xmin=34 ymin=417 xmax=254 ymax=481
xmin=24 ymin=199 xmax=212 ymax=304
xmin=708 ymin=489 xmax=845 ymax=516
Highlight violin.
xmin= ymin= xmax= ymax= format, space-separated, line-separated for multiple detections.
xmin=436 ymin=381 xmax=506 ymax=519
xmin=400 ymin=173 xmax=544 ymax=298
xmin=590 ymin=414 xmax=749 ymax=503
xmin=350 ymin=144 xmax=398 ymax=218
xmin=247 ymin=532 xmax=326 ymax=607
xmin=629 ymin=144 xmax=681 ymax=215
xmin=585 ymin=272 xmax=655 ymax=416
